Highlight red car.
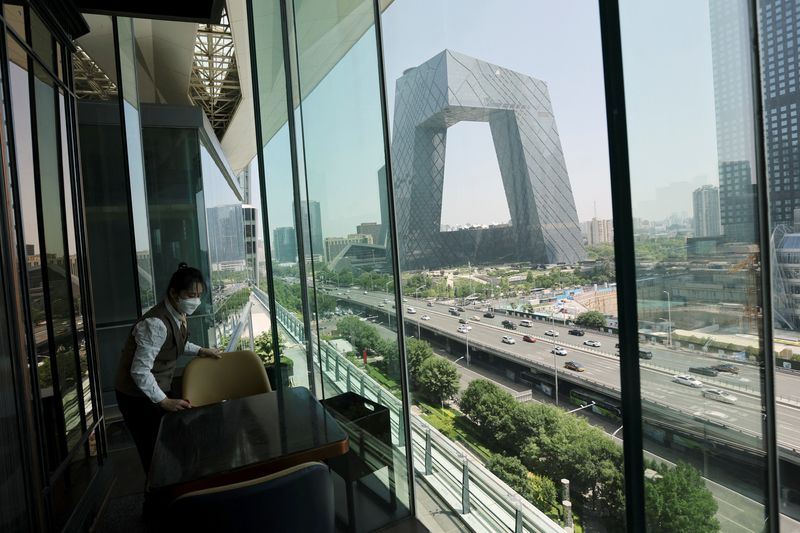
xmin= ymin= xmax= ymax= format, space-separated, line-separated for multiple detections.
xmin=522 ymin=335 xmax=536 ymax=343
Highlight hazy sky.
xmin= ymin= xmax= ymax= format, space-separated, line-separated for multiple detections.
xmin=251 ymin=0 xmax=721 ymax=239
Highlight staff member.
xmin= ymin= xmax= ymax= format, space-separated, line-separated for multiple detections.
xmin=115 ymin=262 xmax=222 ymax=473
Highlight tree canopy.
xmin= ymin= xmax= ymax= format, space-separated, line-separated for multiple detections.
xmin=418 ymin=357 xmax=460 ymax=407
xmin=575 ymin=310 xmax=607 ymax=328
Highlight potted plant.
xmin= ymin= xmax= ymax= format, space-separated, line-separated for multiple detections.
xmin=254 ymin=331 xmax=293 ymax=389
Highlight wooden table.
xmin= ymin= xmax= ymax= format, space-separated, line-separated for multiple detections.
xmin=147 ymin=387 xmax=349 ymax=502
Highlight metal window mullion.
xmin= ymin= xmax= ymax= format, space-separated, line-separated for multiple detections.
xmin=111 ymin=17 xmax=144 ymax=318
xmin=61 ymin=43 xmax=106 ymax=461
xmin=747 ymin=0 xmax=780 ymax=530
xmin=373 ymin=0 xmax=416 ymax=516
xmin=50 ymin=34 xmax=88 ymax=441
xmin=277 ymin=0 xmax=315 ymax=393
xmin=285 ymin=0 xmax=322 ymax=395
xmin=597 ymin=1 xmax=646 ymax=531
xmin=244 ymin=0 xmax=284 ymax=374
xmin=0 ymin=19 xmax=47 ymax=531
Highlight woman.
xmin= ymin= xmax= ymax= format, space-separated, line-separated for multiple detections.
xmin=115 ymin=262 xmax=222 ymax=473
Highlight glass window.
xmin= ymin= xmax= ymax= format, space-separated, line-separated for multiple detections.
xmin=620 ymin=0 xmax=771 ymax=530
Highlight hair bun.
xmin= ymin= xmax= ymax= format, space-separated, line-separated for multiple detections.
xmin=178 ymin=262 xmax=189 ymax=269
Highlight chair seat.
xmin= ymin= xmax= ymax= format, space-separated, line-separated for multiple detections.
xmin=182 ymin=350 xmax=271 ymax=407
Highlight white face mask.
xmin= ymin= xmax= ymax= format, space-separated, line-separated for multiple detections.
xmin=177 ymin=297 xmax=201 ymax=315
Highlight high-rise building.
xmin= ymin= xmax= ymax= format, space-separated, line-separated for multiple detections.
xmin=324 ymin=234 xmax=373 ymax=262
xmin=582 ymin=218 xmax=615 ymax=246
xmin=392 ymin=50 xmax=585 ymax=269
xmin=273 ymin=226 xmax=298 ymax=263
xmin=206 ymin=204 xmax=246 ymax=271
xmin=710 ymin=0 xmax=757 ymax=242
xmin=300 ymin=200 xmax=324 ymax=261
xmin=761 ymin=0 xmax=800 ymax=229
xmin=356 ymin=222 xmax=383 ymax=245
xmin=243 ymin=205 xmax=258 ymax=283
xmin=692 ymin=185 xmax=722 ymax=237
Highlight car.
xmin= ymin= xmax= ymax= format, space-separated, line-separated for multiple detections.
xmin=689 ymin=366 xmax=719 ymax=377
xmin=568 ymin=329 xmax=585 ymax=336
xmin=673 ymin=374 xmax=703 ymax=388
xmin=564 ymin=361 xmax=585 ymax=372
xmin=459 ymin=318 xmax=468 ymax=324
xmin=703 ymin=388 xmax=737 ymax=404
xmin=471 ymin=315 xmax=481 ymax=321
xmin=520 ymin=320 xmax=532 ymax=327
xmin=503 ymin=322 xmax=517 ymax=330
xmin=378 ymin=303 xmax=385 ymax=307
xmin=427 ymin=301 xmax=434 ymax=307
xmin=639 ymin=350 xmax=653 ymax=360
xmin=712 ymin=363 xmax=740 ymax=374
xmin=449 ymin=309 xmax=460 ymax=316
xmin=522 ymin=335 xmax=536 ymax=343
xmin=484 ymin=312 xmax=495 ymax=318
xmin=403 ymin=298 xmax=408 ymax=302
xmin=383 ymin=298 xmax=389 ymax=303
xmin=363 ymin=291 xmax=368 ymax=295
xmin=545 ymin=330 xmax=559 ymax=337
xmin=407 ymin=307 xmax=417 ymax=314
xmin=551 ymin=346 xmax=568 ymax=356
xmin=458 ymin=326 xmax=469 ymax=333
xmin=421 ymin=315 xmax=431 ymax=321
xmin=457 ymin=307 xmax=465 ymax=312
xmin=584 ymin=339 xmax=601 ymax=347
xmin=501 ymin=336 xmax=516 ymax=345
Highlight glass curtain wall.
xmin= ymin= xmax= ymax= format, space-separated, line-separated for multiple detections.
xmin=617 ymin=0 xmax=774 ymax=531
xmin=248 ymin=0 xmax=414 ymax=529
xmin=2 ymin=3 xmax=104 ymax=530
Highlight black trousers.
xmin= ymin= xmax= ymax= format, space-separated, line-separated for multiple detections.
xmin=115 ymin=389 xmax=164 ymax=474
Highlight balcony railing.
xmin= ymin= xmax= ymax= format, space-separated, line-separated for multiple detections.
xmin=252 ymin=287 xmax=564 ymax=533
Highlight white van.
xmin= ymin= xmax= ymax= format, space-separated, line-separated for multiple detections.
xmin=520 ymin=319 xmax=533 ymax=327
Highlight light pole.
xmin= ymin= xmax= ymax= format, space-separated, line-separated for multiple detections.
xmin=384 ymin=281 xmax=391 ymax=293
xmin=663 ymin=290 xmax=672 ymax=347
xmin=465 ymin=328 xmax=470 ymax=366
xmin=553 ymin=347 xmax=559 ymax=406
xmin=414 ymin=285 xmax=426 ymax=300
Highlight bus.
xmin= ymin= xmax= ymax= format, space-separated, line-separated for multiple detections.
xmin=568 ymin=389 xmax=622 ymax=421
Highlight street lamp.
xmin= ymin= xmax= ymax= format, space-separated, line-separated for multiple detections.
xmin=465 ymin=328 xmax=471 ymax=366
xmin=414 ymin=285 xmax=426 ymax=300
xmin=663 ymin=290 xmax=672 ymax=348
xmin=566 ymin=401 xmax=595 ymax=414
xmin=553 ymin=347 xmax=559 ymax=406
xmin=384 ymin=281 xmax=392 ymax=293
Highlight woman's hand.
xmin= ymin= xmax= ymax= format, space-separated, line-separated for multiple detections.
xmin=159 ymin=398 xmax=192 ymax=411
xmin=198 ymin=347 xmax=222 ymax=359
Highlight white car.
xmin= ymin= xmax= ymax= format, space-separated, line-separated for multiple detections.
xmin=673 ymin=374 xmax=703 ymax=388
xmin=501 ymin=336 xmax=516 ymax=345
xmin=378 ymin=303 xmax=385 ymax=307
xmin=703 ymin=388 xmax=737 ymax=404
xmin=471 ymin=315 xmax=481 ymax=321
xmin=363 ymin=291 xmax=368 ymax=295
xmin=403 ymin=298 xmax=408 ymax=302
xmin=383 ymin=299 xmax=389 ymax=304
xmin=584 ymin=340 xmax=601 ymax=347
xmin=458 ymin=326 xmax=470 ymax=334
xmin=551 ymin=346 xmax=567 ymax=356
xmin=421 ymin=315 xmax=431 ymax=321
xmin=407 ymin=307 xmax=417 ymax=314
xmin=545 ymin=330 xmax=559 ymax=337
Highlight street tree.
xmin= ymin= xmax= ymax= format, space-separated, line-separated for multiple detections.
xmin=645 ymin=463 xmax=720 ymax=533
xmin=405 ymin=337 xmax=434 ymax=388
xmin=418 ymin=357 xmax=460 ymax=407
xmin=575 ymin=310 xmax=607 ymax=328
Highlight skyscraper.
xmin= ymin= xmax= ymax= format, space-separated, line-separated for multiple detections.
xmin=392 ymin=50 xmax=585 ymax=269
xmin=356 ymin=222 xmax=383 ymax=245
xmin=273 ymin=226 xmax=298 ymax=263
xmin=206 ymin=204 xmax=246 ymax=269
xmin=709 ymin=0 xmax=757 ymax=242
xmin=300 ymin=200 xmax=324 ymax=261
xmin=761 ymin=0 xmax=800 ymax=229
xmin=243 ymin=205 xmax=258 ymax=283
xmin=692 ymin=185 xmax=722 ymax=238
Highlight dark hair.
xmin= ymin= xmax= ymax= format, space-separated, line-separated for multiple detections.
xmin=167 ymin=262 xmax=206 ymax=295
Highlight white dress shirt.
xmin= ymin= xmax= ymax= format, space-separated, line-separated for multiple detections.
xmin=130 ymin=299 xmax=202 ymax=403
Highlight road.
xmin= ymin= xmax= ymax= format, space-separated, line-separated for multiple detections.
xmin=329 ymin=287 xmax=800 ymax=454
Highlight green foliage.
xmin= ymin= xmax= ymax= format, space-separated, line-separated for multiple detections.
xmin=405 ymin=337 xmax=434 ymax=387
xmin=214 ymin=288 xmax=251 ymax=324
xmin=487 ymin=454 xmax=558 ymax=512
xmin=634 ymin=237 xmax=687 ymax=263
xmin=334 ymin=316 xmax=382 ymax=356
xmin=418 ymin=357 xmax=460 ymax=406
xmin=575 ymin=310 xmax=607 ymax=328
xmin=645 ymin=463 xmax=720 ymax=533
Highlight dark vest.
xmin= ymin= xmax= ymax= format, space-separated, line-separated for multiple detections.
xmin=115 ymin=301 xmax=189 ymax=399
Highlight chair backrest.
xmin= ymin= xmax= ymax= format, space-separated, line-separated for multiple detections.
xmin=164 ymin=462 xmax=334 ymax=533
xmin=182 ymin=350 xmax=271 ymax=407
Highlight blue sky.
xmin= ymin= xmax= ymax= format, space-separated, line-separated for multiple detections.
xmin=251 ymin=0 xmax=721 ymax=239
